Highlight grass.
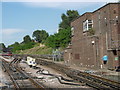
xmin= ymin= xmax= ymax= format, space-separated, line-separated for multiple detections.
xmin=16 ymin=45 xmax=53 ymax=55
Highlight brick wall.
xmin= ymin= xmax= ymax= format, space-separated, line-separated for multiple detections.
xmin=64 ymin=3 xmax=120 ymax=69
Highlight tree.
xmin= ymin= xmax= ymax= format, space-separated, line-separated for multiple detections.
xmin=8 ymin=42 xmax=20 ymax=52
xmin=59 ymin=14 xmax=70 ymax=29
xmin=23 ymin=35 xmax=32 ymax=43
xmin=58 ymin=10 xmax=79 ymax=47
xmin=45 ymin=10 xmax=79 ymax=49
xmin=32 ymin=30 xmax=49 ymax=43
xmin=0 ymin=43 xmax=6 ymax=51
xmin=45 ymin=28 xmax=71 ymax=48
xmin=8 ymin=41 xmax=36 ymax=53
xmin=14 ymin=42 xmax=19 ymax=45
xmin=59 ymin=10 xmax=79 ymax=30
xmin=45 ymin=35 xmax=56 ymax=48
xmin=58 ymin=28 xmax=71 ymax=47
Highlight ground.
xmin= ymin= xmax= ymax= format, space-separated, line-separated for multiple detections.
xmin=0 ymin=56 xmax=119 ymax=89
xmin=19 ymin=61 xmax=92 ymax=89
xmin=38 ymin=58 xmax=120 ymax=82
xmin=0 ymin=59 xmax=11 ymax=89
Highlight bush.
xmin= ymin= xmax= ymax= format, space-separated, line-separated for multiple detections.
xmin=8 ymin=42 xmax=36 ymax=53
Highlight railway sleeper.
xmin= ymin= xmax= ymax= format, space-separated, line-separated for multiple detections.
xmin=72 ymin=75 xmax=111 ymax=89
xmin=47 ymin=65 xmax=113 ymax=89
xmin=9 ymin=66 xmax=17 ymax=72
xmin=82 ymin=74 xmax=120 ymax=89
xmin=14 ymin=56 xmax=120 ymax=89
xmin=36 ymin=70 xmax=82 ymax=86
xmin=77 ymin=71 xmax=120 ymax=89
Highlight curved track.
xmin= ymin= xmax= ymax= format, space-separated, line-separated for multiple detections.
xmin=36 ymin=58 xmax=120 ymax=89
xmin=9 ymin=54 xmax=120 ymax=89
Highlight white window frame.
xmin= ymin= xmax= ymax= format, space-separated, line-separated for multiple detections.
xmin=83 ymin=20 xmax=93 ymax=32
xmin=71 ymin=26 xmax=74 ymax=36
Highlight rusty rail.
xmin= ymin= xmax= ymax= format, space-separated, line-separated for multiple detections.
xmin=12 ymin=54 xmax=120 ymax=89
xmin=2 ymin=60 xmax=20 ymax=89
xmin=36 ymin=58 xmax=120 ymax=89
xmin=12 ymin=57 xmax=45 ymax=89
xmin=2 ymin=57 xmax=45 ymax=89
xmin=15 ymin=66 xmax=45 ymax=89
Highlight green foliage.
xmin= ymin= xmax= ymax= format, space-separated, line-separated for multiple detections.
xmin=8 ymin=42 xmax=36 ymax=53
xmin=7 ymin=10 xmax=80 ymax=54
xmin=45 ymin=35 xmax=56 ymax=48
xmin=8 ymin=42 xmax=20 ymax=53
xmin=45 ymin=28 xmax=71 ymax=48
xmin=89 ymin=28 xmax=95 ymax=36
xmin=32 ymin=30 xmax=49 ymax=43
xmin=59 ymin=14 xmax=70 ymax=29
xmin=20 ymin=42 xmax=35 ymax=50
xmin=23 ymin=35 xmax=32 ymax=43
xmin=0 ymin=43 xmax=6 ymax=50
xmin=18 ymin=46 xmax=53 ymax=55
xmin=8 ymin=30 xmax=48 ymax=53
xmin=0 ymin=43 xmax=6 ymax=52
xmin=59 ymin=28 xmax=71 ymax=47
xmin=45 ymin=10 xmax=79 ymax=49
xmin=59 ymin=10 xmax=79 ymax=29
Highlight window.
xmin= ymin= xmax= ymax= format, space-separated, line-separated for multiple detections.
xmin=88 ymin=24 xmax=92 ymax=30
xmin=88 ymin=20 xmax=92 ymax=23
xmin=83 ymin=20 xmax=93 ymax=32
xmin=113 ymin=10 xmax=116 ymax=14
xmin=71 ymin=26 xmax=74 ymax=36
xmin=75 ymin=54 xmax=79 ymax=59
xmin=83 ymin=21 xmax=87 ymax=31
xmin=115 ymin=16 xmax=118 ymax=24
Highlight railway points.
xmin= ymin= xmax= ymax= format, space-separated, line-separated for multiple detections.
xmin=1 ymin=55 xmax=119 ymax=89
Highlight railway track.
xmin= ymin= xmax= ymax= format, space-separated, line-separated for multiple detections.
xmin=10 ymin=55 xmax=120 ymax=89
xmin=36 ymin=58 xmax=120 ymax=89
xmin=1 ymin=57 xmax=45 ymax=89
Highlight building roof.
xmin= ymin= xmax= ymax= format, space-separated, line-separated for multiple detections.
xmin=93 ymin=3 xmax=119 ymax=13
xmin=71 ymin=3 xmax=120 ymax=24
xmin=71 ymin=12 xmax=92 ymax=24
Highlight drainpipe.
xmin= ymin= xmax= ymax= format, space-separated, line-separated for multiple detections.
xmin=106 ymin=32 xmax=108 ymax=50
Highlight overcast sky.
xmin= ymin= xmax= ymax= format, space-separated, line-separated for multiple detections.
xmin=1 ymin=0 xmax=118 ymax=46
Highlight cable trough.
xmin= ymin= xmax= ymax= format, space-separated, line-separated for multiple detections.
xmin=36 ymin=69 xmax=83 ymax=86
xmin=36 ymin=58 xmax=120 ymax=89
xmin=12 ymin=55 xmax=120 ymax=89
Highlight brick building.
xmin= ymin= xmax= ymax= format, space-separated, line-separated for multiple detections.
xmin=64 ymin=3 xmax=120 ymax=69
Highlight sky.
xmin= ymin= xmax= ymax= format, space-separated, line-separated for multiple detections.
xmin=1 ymin=0 xmax=118 ymax=46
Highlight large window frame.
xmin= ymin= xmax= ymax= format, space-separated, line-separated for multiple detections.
xmin=71 ymin=26 xmax=74 ymax=36
xmin=83 ymin=20 xmax=93 ymax=32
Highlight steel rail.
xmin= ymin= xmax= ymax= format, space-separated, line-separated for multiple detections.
xmin=77 ymin=71 xmax=120 ymax=89
xmin=13 ymin=57 xmax=45 ymax=89
xmin=36 ymin=59 xmax=120 ymax=89
xmin=15 ymin=66 xmax=45 ymax=89
xmin=2 ymin=60 xmax=20 ymax=89
xmin=12 ymin=55 xmax=120 ymax=89
xmin=67 ymin=74 xmax=110 ymax=89
xmin=41 ymin=60 xmax=110 ymax=89
xmin=2 ymin=57 xmax=45 ymax=89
